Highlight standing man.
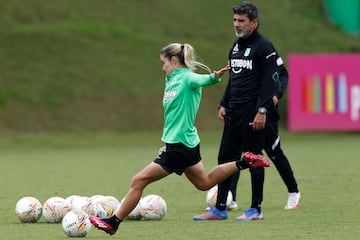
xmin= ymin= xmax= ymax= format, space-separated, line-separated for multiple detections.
xmin=265 ymin=67 xmax=301 ymax=210
xmin=228 ymin=67 xmax=301 ymax=213
xmin=194 ymin=1 xmax=283 ymax=221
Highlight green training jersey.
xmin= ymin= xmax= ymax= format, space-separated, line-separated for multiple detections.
xmin=161 ymin=67 xmax=221 ymax=148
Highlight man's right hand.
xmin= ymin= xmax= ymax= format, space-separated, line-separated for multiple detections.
xmin=218 ymin=106 xmax=226 ymax=121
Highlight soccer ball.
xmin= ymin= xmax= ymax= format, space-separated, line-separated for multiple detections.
xmin=62 ymin=210 xmax=92 ymax=237
xmin=71 ymin=196 xmax=97 ymax=216
xmin=103 ymin=196 xmax=120 ymax=206
xmin=95 ymin=196 xmax=120 ymax=218
xmin=139 ymin=194 xmax=167 ymax=220
xmin=42 ymin=197 xmax=71 ymax=223
xmin=121 ymin=197 xmax=142 ymax=220
xmin=206 ymin=185 xmax=233 ymax=208
xmin=15 ymin=196 xmax=42 ymax=223
xmin=65 ymin=195 xmax=81 ymax=208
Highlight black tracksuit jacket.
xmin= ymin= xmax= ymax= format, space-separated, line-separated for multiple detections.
xmin=219 ymin=30 xmax=286 ymax=124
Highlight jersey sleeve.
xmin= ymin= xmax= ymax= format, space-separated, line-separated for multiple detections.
xmin=256 ymin=41 xmax=282 ymax=109
xmin=188 ymin=72 xmax=221 ymax=88
xmin=277 ymin=65 xmax=288 ymax=99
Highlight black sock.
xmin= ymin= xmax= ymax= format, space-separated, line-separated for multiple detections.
xmin=235 ymin=159 xmax=249 ymax=170
xmin=104 ymin=215 xmax=122 ymax=227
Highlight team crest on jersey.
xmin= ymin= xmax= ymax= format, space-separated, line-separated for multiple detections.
xmin=232 ymin=44 xmax=239 ymax=54
xmin=163 ymin=89 xmax=177 ymax=104
xmin=244 ymin=48 xmax=251 ymax=57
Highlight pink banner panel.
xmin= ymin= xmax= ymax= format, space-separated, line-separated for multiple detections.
xmin=288 ymin=54 xmax=360 ymax=132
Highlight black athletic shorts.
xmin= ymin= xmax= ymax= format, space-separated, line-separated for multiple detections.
xmin=153 ymin=142 xmax=201 ymax=175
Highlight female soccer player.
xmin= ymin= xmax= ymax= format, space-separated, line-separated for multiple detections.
xmin=89 ymin=42 xmax=270 ymax=235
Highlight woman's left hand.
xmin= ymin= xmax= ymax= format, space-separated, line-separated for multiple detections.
xmin=214 ymin=65 xmax=230 ymax=78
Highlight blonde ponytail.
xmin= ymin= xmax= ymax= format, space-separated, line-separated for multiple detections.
xmin=160 ymin=43 xmax=211 ymax=73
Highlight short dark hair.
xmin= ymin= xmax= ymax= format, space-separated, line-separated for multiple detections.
xmin=233 ymin=1 xmax=259 ymax=20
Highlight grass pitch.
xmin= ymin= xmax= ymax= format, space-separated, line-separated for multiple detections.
xmin=1 ymin=131 xmax=359 ymax=239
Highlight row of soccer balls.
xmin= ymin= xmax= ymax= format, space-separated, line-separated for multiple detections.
xmin=15 ymin=194 xmax=167 ymax=237
xmin=15 ymin=185 xmax=230 ymax=237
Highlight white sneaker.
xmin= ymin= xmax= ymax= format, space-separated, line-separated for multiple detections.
xmin=227 ymin=201 xmax=238 ymax=211
xmin=284 ymin=192 xmax=301 ymax=209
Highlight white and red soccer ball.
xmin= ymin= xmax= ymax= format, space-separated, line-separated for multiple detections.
xmin=94 ymin=195 xmax=120 ymax=218
xmin=62 ymin=210 xmax=92 ymax=237
xmin=206 ymin=185 xmax=233 ymax=208
xmin=139 ymin=194 xmax=167 ymax=220
xmin=120 ymin=197 xmax=142 ymax=220
xmin=15 ymin=196 xmax=42 ymax=223
xmin=42 ymin=196 xmax=71 ymax=223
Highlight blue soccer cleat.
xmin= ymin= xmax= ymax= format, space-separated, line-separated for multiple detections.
xmin=193 ymin=207 xmax=228 ymax=220
xmin=235 ymin=208 xmax=263 ymax=221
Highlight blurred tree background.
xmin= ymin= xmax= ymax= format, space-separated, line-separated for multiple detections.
xmin=0 ymin=0 xmax=359 ymax=133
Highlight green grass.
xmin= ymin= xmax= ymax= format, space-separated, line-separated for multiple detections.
xmin=1 ymin=132 xmax=360 ymax=239
xmin=0 ymin=0 xmax=359 ymax=132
